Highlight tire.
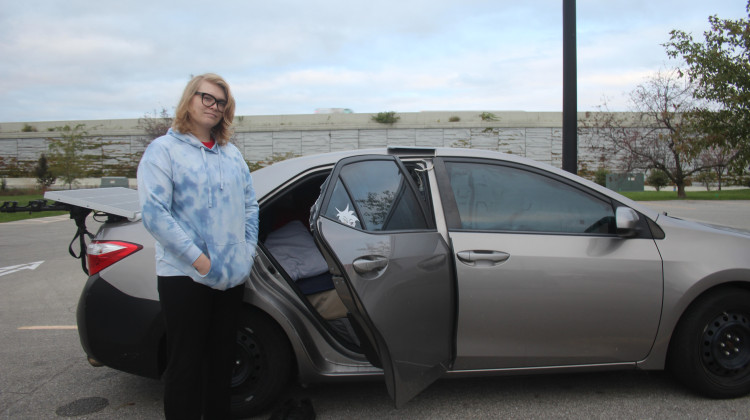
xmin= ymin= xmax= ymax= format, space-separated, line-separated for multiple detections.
xmin=230 ymin=307 xmax=293 ymax=418
xmin=669 ymin=287 xmax=750 ymax=398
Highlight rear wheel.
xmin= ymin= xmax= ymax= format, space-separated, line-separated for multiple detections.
xmin=231 ymin=308 xmax=292 ymax=418
xmin=669 ymin=288 xmax=750 ymax=398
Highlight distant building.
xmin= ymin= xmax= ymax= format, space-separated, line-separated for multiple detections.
xmin=314 ymin=108 xmax=354 ymax=114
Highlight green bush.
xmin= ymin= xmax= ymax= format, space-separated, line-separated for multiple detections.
xmin=480 ymin=112 xmax=498 ymax=121
xmin=646 ymin=169 xmax=670 ymax=192
xmin=371 ymin=111 xmax=400 ymax=124
xmin=593 ymin=167 xmax=609 ymax=187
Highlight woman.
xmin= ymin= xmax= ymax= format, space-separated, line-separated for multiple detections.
xmin=137 ymin=73 xmax=259 ymax=419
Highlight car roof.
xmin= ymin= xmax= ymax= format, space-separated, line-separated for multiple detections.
xmin=250 ymin=147 xmax=659 ymax=220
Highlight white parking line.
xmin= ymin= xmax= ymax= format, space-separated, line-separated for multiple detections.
xmin=18 ymin=326 xmax=77 ymax=330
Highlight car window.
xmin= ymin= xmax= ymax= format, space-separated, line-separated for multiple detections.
xmin=323 ymin=160 xmax=428 ymax=231
xmin=445 ymin=161 xmax=615 ymax=234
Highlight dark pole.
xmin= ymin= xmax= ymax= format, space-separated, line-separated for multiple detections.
xmin=562 ymin=0 xmax=577 ymax=174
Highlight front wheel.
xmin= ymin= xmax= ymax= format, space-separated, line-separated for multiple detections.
xmin=669 ymin=287 xmax=750 ymax=398
xmin=231 ymin=307 xmax=293 ymax=418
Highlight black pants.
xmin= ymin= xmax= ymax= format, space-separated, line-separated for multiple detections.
xmin=157 ymin=276 xmax=244 ymax=420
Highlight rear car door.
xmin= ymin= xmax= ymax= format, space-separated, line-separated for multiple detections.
xmin=310 ymin=155 xmax=455 ymax=407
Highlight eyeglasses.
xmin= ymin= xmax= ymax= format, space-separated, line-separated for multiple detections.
xmin=194 ymin=92 xmax=227 ymax=112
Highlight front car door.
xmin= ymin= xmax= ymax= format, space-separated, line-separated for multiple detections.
xmin=433 ymin=157 xmax=663 ymax=370
xmin=310 ymin=155 xmax=455 ymax=406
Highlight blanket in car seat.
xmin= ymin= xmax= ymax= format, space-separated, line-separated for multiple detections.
xmin=264 ymin=220 xmax=333 ymax=294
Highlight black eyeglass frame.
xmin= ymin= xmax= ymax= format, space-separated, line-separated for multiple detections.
xmin=194 ymin=91 xmax=228 ymax=112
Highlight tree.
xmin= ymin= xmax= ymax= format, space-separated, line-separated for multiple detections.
xmin=665 ymin=2 xmax=750 ymax=171
xmin=580 ymin=70 xmax=710 ymax=198
xmin=694 ymin=170 xmax=717 ymax=191
xmin=137 ymin=107 xmax=173 ymax=146
xmin=35 ymin=153 xmax=56 ymax=191
xmin=699 ymin=144 xmax=738 ymax=190
xmin=646 ymin=169 xmax=670 ymax=192
xmin=132 ymin=108 xmax=174 ymax=168
xmin=47 ymin=124 xmax=101 ymax=189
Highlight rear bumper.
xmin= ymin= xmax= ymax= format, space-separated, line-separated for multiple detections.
xmin=77 ymin=274 xmax=165 ymax=379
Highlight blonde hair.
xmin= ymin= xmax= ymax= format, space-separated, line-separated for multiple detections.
xmin=172 ymin=73 xmax=235 ymax=145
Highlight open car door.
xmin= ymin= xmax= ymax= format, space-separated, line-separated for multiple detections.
xmin=310 ymin=155 xmax=455 ymax=407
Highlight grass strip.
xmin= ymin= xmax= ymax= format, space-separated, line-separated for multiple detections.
xmin=2 ymin=188 xmax=749 ymax=223
xmin=619 ymin=189 xmax=750 ymax=201
xmin=0 ymin=192 xmax=68 ymax=223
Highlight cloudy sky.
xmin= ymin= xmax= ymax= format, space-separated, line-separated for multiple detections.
xmin=1 ymin=0 xmax=747 ymax=123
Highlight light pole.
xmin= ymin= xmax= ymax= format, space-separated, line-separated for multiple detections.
xmin=562 ymin=0 xmax=578 ymax=174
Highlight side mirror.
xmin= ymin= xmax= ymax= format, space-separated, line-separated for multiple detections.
xmin=616 ymin=207 xmax=640 ymax=238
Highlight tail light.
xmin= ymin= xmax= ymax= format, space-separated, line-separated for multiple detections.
xmin=86 ymin=241 xmax=143 ymax=276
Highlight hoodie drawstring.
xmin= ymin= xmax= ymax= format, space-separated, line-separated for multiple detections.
xmin=201 ymin=147 xmax=213 ymax=208
xmin=218 ymin=145 xmax=224 ymax=191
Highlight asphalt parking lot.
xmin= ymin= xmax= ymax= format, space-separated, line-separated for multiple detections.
xmin=1 ymin=201 xmax=749 ymax=419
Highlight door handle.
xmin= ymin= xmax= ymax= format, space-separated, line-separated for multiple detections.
xmin=456 ymin=250 xmax=510 ymax=266
xmin=353 ymin=256 xmax=389 ymax=274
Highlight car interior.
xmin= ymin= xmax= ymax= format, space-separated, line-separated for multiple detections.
xmin=256 ymin=160 xmax=433 ymax=352
xmin=257 ymin=169 xmax=363 ymax=349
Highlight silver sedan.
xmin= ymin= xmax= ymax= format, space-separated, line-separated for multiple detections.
xmin=47 ymin=147 xmax=750 ymax=418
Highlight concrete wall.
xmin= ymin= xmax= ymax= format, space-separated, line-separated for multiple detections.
xmin=0 ymin=111 xmax=630 ymax=178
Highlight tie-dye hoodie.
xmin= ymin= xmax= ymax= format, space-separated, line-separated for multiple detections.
xmin=137 ymin=128 xmax=259 ymax=290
